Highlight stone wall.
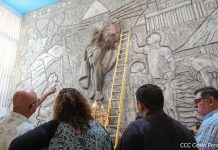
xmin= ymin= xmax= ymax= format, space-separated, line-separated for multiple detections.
xmin=10 ymin=0 xmax=218 ymax=129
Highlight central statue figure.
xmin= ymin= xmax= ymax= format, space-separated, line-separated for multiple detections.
xmin=79 ymin=23 xmax=120 ymax=101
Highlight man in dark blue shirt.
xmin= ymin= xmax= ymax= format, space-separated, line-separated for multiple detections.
xmin=116 ymin=84 xmax=196 ymax=150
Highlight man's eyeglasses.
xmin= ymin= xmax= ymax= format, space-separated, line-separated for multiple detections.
xmin=29 ymin=98 xmax=40 ymax=109
xmin=194 ymin=97 xmax=210 ymax=105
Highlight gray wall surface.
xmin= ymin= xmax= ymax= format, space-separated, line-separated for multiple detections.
xmin=10 ymin=0 xmax=218 ymax=129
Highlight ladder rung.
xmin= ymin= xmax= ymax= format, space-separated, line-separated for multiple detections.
xmin=109 ymin=116 xmax=118 ymax=118
xmin=122 ymin=38 xmax=127 ymax=41
xmin=120 ymin=46 xmax=127 ymax=49
xmin=114 ymin=84 xmax=121 ymax=86
xmin=119 ymin=53 xmax=125 ymax=55
xmin=121 ymin=41 xmax=127 ymax=44
xmin=123 ymin=30 xmax=129 ymax=33
xmin=118 ymin=63 xmax=125 ymax=65
xmin=116 ymin=70 xmax=123 ymax=73
xmin=113 ymin=91 xmax=120 ymax=93
xmin=108 ymin=125 xmax=117 ymax=128
xmin=119 ymin=52 xmax=125 ymax=55
xmin=110 ymin=134 xmax=116 ymax=138
xmin=110 ymin=134 xmax=121 ymax=138
xmin=117 ymin=64 xmax=124 ymax=67
xmin=116 ymin=73 xmax=123 ymax=75
xmin=116 ymin=73 xmax=123 ymax=76
xmin=114 ymin=79 xmax=123 ymax=84
xmin=122 ymin=32 xmax=128 ymax=35
xmin=111 ymin=107 xmax=119 ymax=109
xmin=122 ymin=32 xmax=128 ymax=36
xmin=112 ymin=99 xmax=119 ymax=101
xmin=117 ymin=66 xmax=124 ymax=69
xmin=117 ymin=65 xmax=124 ymax=68
xmin=115 ymin=80 xmax=122 ymax=83
xmin=118 ymin=60 xmax=125 ymax=63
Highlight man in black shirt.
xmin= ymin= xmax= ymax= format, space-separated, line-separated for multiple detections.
xmin=116 ymin=84 xmax=196 ymax=150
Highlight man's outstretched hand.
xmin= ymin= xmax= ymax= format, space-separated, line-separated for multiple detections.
xmin=47 ymin=86 xmax=57 ymax=95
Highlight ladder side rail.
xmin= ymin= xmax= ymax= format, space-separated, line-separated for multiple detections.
xmin=105 ymin=30 xmax=124 ymax=129
xmin=114 ymin=28 xmax=131 ymax=148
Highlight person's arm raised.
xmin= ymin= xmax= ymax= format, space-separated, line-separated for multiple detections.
xmin=37 ymin=86 xmax=57 ymax=107
xmin=131 ymin=34 xmax=145 ymax=54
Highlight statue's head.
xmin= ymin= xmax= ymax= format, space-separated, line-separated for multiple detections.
xmin=103 ymin=23 xmax=120 ymax=43
xmin=147 ymin=33 xmax=161 ymax=45
xmin=101 ymin=23 xmax=121 ymax=50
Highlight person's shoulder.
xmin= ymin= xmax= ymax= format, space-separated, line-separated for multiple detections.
xmin=211 ymin=110 xmax=218 ymax=119
xmin=90 ymin=122 xmax=111 ymax=138
xmin=38 ymin=120 xmax=59 ymax=130
xmin=17 ymin=121 xmax=33 ymax=129
xmin=91 ymin=121 xmax=109 ymax=132
xmin=203 ymin=114 xmax=218 ymax=126
xmin=91 ymin=121 xmax=106 ymax=130
xmin=0 ymin=115 xmax=8 ymax=125
xmin=127 ymin=118 xmax=150 ymax=130
xmin=16 ymin=122 xmax=34 ymax=135
xmin=0 ymin=113 xmax=7 ymax=121
xmin=45 ymin=120 xmax=59 ymax=126
xmin=167 ymin=116 xmax=191 ymax=131
xmin=0 ymin=112 xmax=12 ymax=122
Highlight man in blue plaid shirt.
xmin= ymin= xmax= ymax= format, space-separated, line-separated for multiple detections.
xmin=194 ymin=87 xmax=218 ymax=149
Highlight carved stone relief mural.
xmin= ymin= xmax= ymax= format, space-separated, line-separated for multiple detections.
xmin=9 ymin=0 xmax=218 ymax=129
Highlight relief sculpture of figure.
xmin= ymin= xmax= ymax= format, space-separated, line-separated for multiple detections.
xmin=132 ymin=33 xmax=178 ymax=119
xmin=184 ymin=46 xmax=218 ymax=89
xmin=79 ymin=23 xmax=120 ymax=101
xmin=132 ymin=33 xmax=175 ymax=79
xmin=84 ymin=31 xmax=104 ymax=100
xmin=163 ymin=72 xmax=179 ymax=120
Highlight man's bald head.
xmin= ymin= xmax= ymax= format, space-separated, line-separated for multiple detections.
xmin=13 ymin=90 xmax=37 ymax=118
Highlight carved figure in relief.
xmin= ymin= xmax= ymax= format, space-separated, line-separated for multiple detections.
xmin=132 ymin=33 xmax=178 ymax=119
xmin=79 ymin=23 xmax=120 ymax=101
xmin=82 ymin=31 xmax=104 ymax=100
xmin=130 ymin=61 xmax=153 ymax=95
xmin=26 ymin=27 xmax=47 ymax=59
xmin=163 ymin=72 xmax=179 ymax=120
xmin=184 ymin=47 xmax=218 ymax=89
xmin=132 ymin=33 xmax=175 ymax=79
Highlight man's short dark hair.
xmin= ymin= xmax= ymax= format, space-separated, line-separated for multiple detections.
xmin=194 ymin=86 xmax=218 ymax=100
xmin=136 ymin=84 xmax=164 ymax=109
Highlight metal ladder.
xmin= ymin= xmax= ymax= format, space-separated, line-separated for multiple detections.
xmin=105 ymin=28 xmax=131 ymax=148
